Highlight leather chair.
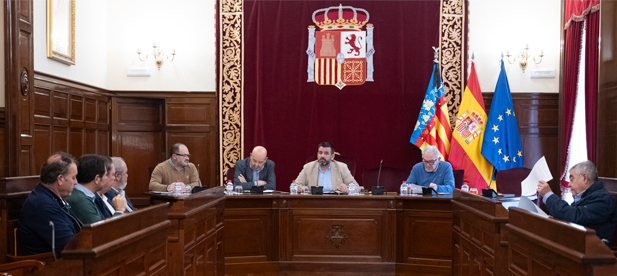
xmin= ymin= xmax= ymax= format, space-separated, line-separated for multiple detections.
xmin=453 ymin=169 xmax=465 ymax=189
xmin=599 ymin=177 xmax=617 ymax=251
xmin=305 ymin=153 xmax=357 ymax=177
xmin=362 ymin=167 xmax=408 ymax=192
xmin=495 ymin=167 xmax=531 ymax=196
xmin=225 ymin=167 xmax=236 ymax=183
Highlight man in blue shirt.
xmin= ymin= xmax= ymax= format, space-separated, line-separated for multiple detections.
xmin=234 ymin=146 xmax=276 ymax=191
xmin=406 ymin=145 xmax=455 ymax=193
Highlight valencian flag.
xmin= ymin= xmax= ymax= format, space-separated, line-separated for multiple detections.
xmin=449 ymin=62 xmax=494 ymax=189
xmin=481 ymin=60 xmax=524 ymax=171
xmin=410 ymin=61 xmax=452 ymax=160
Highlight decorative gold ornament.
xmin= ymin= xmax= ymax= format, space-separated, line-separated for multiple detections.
xmin=440 ymin=0 xmax=465 ymax=128
xmin=219 ymin=0 xmax=244 ymax=185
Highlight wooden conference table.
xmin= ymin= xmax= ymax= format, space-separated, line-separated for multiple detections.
xmin=224 ymin=191 xmax=453 ymax=276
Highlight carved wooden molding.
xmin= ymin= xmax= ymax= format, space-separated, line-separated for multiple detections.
xmin=219 ymin=0 xmax=244 ymax=185
xmin=326 ymin=224 xmax=348 ymax=248
xmin=440 ymin=0 xmax=466 ymax=127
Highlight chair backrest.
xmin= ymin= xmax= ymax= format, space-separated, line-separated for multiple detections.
xmin=225 ymin=167 xmax=236 ymax=183
xmin=362 ymin=167 xmax=408 ymax=192
xmin=305 ymin=154 xmax=357 ymax=177
xmin=599 ymin=177 xmax=617 ymax=251
xmin=495 ymin=167 xmax=531 ymax=196
xmin=453 ymin=169 xmax=465 ymax=189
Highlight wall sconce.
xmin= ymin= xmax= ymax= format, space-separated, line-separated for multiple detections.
xmin=137 ymin=43 xmax=175 ymax=71
xmin=505 ymin=44 xmax=543 ymax=73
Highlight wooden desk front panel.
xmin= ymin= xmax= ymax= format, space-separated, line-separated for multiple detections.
xmin=224 ymin=194 xmax=452 ymax=275
xmin=451 ymin=194 xmax=509 ymax=276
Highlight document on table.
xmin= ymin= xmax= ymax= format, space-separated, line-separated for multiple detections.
xmin=518 ymin=195 xmax=548 ymax=217
xmin=521 ymin=156 xmax=553 ymax=196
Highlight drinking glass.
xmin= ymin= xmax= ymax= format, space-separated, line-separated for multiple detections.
xmin=469 ymin=188 xmax=478 ymax=194
xmin=235 ymin=185 xmax=244 ymax=195
xmin=302 ymin=186 xmax=310 ymax=195
xmin=359 ymin=186 xmax=365 ymax=195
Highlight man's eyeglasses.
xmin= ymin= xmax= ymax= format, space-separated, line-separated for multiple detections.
xmin=175 ymin=153 xmax=191 ymax=158
xmin=422 ymin=159 xmax=438 ymax=165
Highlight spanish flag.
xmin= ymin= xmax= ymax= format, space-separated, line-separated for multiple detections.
xmin=410 ymin=62 xmax=452 ymax=160
xmin=448 ymin=62 xmax=494 ymax=189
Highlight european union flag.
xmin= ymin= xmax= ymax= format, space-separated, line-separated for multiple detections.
xmin=481 ymin=60 xmax=523 ymax=171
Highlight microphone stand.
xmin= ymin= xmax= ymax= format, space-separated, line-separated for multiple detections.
xmin=372 ymin=160 xmax=385 ymax=195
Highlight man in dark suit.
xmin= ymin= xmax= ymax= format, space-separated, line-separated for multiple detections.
xmin=105 ymin=157 xmax=136 ymax=212
xmin=538 ymin=161 xmax=617 ymax=244
xmin=234 ymin=146 xmax=276 ymax=190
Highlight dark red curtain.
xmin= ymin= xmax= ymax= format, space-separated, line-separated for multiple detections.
xmin=560 ymin=0 xmax=600 ymax=187
xmin=244 ymin=0 xmax=442 ymax=191
xmin=584 ymin=11 xmax=598 ymax=164
xmin=560 ymin=21 xmax=582 ymax=186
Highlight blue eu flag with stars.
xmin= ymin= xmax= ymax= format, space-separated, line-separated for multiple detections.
xmin=481 ymin=60 xmax=523 ymax=171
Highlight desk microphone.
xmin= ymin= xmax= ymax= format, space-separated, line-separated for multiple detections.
xmin=372 ymin=160 xmax=386 ymax=195
xmin=49 ymin=221 xmax=57 ymax=261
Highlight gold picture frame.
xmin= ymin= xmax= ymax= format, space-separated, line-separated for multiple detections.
xmin=46 ymin=0 xmax=75 ymax=65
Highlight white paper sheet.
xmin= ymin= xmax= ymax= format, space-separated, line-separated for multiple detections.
xmin=521 ymin=156 xmax=553 ymax=196
xmin=518 ymin=195 xmax=548 ymax=217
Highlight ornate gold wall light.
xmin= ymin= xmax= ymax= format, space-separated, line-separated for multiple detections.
xmin=505 ymin=44 xmax=543 ymax=73
xmin=137 ymin=43 xmax=176 ymax=70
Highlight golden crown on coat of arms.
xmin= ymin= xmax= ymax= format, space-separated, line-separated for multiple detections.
xmin=311 ymin=4 xmax=370 ymax=31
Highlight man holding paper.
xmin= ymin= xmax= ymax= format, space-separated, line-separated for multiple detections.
xmin=537 ymin=161 xmax=617 ymax=244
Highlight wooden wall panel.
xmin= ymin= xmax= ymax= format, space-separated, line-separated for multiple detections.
xmin=4 ymin=0 xmax=35 ymax=176
xmin=0 ymin=108 xmax=6 ymax=177
xmin=31 ymin=73 xmax=110 ymax=173
xmin=165 ymin=96 xmax=218 ymax=188
xmin=484 ymin=93 xmax=560 ymax=193
xmin=111 ymin=97 xmax=164 ymax=200
xmin=598 ymin=0 xmax=617 ymax=178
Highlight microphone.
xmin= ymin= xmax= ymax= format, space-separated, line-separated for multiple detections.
xmin=371 ymin=160 xmax=386 ymax=195
xmin=197 ymin=164 xmax=202 ymax=187
xmin=376 ymin=160 xmax=383 ymax=187
xmin=49 ymin=221 xmax=57 ymax=261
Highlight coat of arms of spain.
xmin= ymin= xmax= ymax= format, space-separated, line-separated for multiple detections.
xmin=306 ymin=4 xmax=374 ymax=90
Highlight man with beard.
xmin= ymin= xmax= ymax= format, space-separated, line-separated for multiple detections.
xmin=105 ymin=157 xmax=136 ymax=212
xmin=295 ymin=142 xmax=358 ymax=193
xmin=233 ymin=146 xmax=276 ymax=190
xmin=149 ymin=143 xmax=200 ymax=192
xmin=405 ymin=145 xmax=454 ymax=193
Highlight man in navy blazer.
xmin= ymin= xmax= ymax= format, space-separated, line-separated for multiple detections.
xmin=234 ymin=146 xmax=276 ymax=191
xmin=105 ymin=157 xmax=136 ymax=212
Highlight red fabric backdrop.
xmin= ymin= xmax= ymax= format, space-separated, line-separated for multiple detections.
xmin=560 ymin=0 xmax=599 ymax=187
xmin=243 ymin=0 xmax=442 ymax=191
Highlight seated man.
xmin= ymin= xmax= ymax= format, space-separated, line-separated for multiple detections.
xmin=66 ymin=155 xmax=110 ymax=224
xmin=18 ymin=152 xmax=82 ymax=257
xmin=234 ymin=146 xmax=276 ymax=191
xmin=95 ymin=157 xmax=126 ymax=218
xmin=149 ymin=143 xmax=200 ymax=192
xmin=406 ymin=145 xmax=454 ymax=193
xmin=295 ymin=142 xmax=358 ymax=193
xmin=105 ymin=157 xmax=136 ymax=212
xmin=538 ymin=161 xmax=617 ymax=244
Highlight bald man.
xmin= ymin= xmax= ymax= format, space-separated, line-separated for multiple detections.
xmin=233 ymin=146 xmax=276 ymax=190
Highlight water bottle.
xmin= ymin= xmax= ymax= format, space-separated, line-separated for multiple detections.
xmin=400 ymin=182 xmax=409 ymax=196
xmin=290 ymin=180 xmax=298 ymax=195
xmin=348 ymin=181 xmax=358 ymax=195
xmin=226 ymin=180 xmax=233 ymax=194
xmin=461 ymin=183 xmax=469 ymax=192
xmin=174 ymin=180 xmax=182 ymax=193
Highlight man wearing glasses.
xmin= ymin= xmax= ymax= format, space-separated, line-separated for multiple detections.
xmin=233 ymin=146 xmax=276 ymax=191
xmin=405 ymin=145 xmax=454 ymax=193
xmin=149 ymin=143 xmax=200 ymax=192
